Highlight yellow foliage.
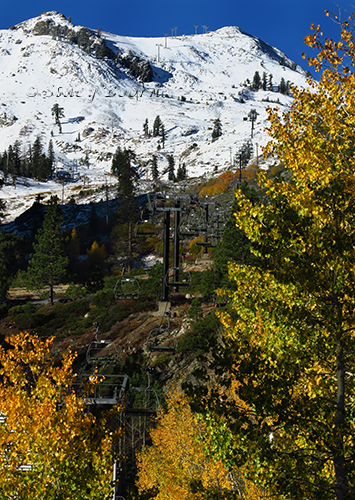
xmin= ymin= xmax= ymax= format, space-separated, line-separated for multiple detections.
xmin=0 ymin=332 xmax=120 ymax=499
xmin=188 ymin=236 xmax=204 ymax=256
xmin=217 ymin=13 xmax=355 ymax=494
xmin=69 ymin=227 xmax=80 ymax=259
xmin=136 ymin=387 xmax=260 ymax=500
xmin=87 ymin=240 xmax=106 ymax=268
xmin=199 ymin=171 xmax=237 ymax=196
xmin=243 ymin=164 xmax=260 ymax=181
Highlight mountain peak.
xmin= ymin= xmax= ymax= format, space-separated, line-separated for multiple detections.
xmin=0 ymin=14 xmax=309 ymax=221
xmin=11 ymin=11 xmax=71 ymax=33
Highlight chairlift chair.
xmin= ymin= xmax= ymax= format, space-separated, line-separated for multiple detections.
xmin=146 ymin=312 xmax=177 ymax=352
xmin=74 ymin=373 xmax=129 ymax=406
xmin=124 ymin=369 xmax=160 ymax=416
xmin=86 ymin=323 xmax=119 ymax=366
xmin=114 ymin=276 xmax=141 ymax=300
xmin=195 ymin=239 xmax=218 ymax=248
xmin=164 ymin=266 xmax=192 ymax=288
xmin=146 ymin=311 xmax=177 ymax=352
xmin=146 ymin=328 xmax=177 ymax=353
xmin=134 ymin=220 xmax=157 ymax=238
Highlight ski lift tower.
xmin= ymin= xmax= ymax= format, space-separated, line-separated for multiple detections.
xmin=248 ymin=108 xmax=258 ymax=138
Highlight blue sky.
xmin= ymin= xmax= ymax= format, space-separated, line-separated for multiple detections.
xmin=0 ymin=1 xmax=349 ymax=75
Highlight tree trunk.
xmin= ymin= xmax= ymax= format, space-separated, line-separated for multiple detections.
xmin=128 ymin=221 xmax=132 ymax=273
xmin=333 ymin=338 xmax=348 ymax=500
xmin=49 ymin=284 xmax=54 ymax=307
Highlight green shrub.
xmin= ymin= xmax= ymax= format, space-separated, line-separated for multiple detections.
xmin=188 ymin=298 xmax=202 ymax=321
xmin=177 ymin=311 xmax=221 ymax=354
xmin=143 ymin=261 xmax=163 ymax=300
xmin=151 ymin=354 xmax=170 ymax=367
xmin=66 ymin=283 xmax=86 ymax=298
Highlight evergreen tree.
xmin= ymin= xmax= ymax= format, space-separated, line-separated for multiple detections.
xmin=167 ymin=155 xmax=175 ymax=181
xmin=236 ymin=139 xmax=253 ymax=169
xmin=279 ymin=55 xmax=286 ymax=66
xmin=143 ymin=118 xmax=149 ymax=136
xmin=262 ymin=72 xmax=267 ymax=91
xmin=12 ymin=140 xmax=22 ymax=180
xmin=88 ymin=203 xmax=99 ymax=235
xmin=111 ymin=147 xmax=139 ymax=271
xmin=268 ymin=73 xmax=273 ymax=91
xmin=0 ymin=151 xmax=8 ymax=179
xmin=47 ymin=139 xmax=55 ymax=178
xmin=152 ymin=115 xmax=162 ymax=137
xmin=7 ymin=145 xmax=16 ymax=185
xmin=176 ymin=162 xmax=187 ymax=181
xmin=31 ymin=136 xmax=43 ymax=180
xmin=160 ymin=123 xmax=165 ymax=148
xmin=279 ymin=77 xmax=289 ymax=95
xmin=77 ymin=28 xmax=92 ymax=52
xmin=0 ymin=232 xmax=23 ymax=304
xmin=26 ymin=196 xmax=68 ymax=306
xmin=111 ymin=147 xmax=139 ymax=216
xmin=151 ymin=155 xmax=159 ymax=180
xmin=252 ymin=70 xmax=261 ymax=90
xmin=211 ymin=118 xmax=222 ymax=141
xmin=0 ymin=198 xmax=5 ymax=221
xmin=24 ymin=144 xmax=33 ymax=178
xmin=143 ymin=261 xmax=163 ymax=300
xmin=200 ymin=183 xmax=259 ymax=301
xmin=51 ymin=103 xmax=65 ymax=133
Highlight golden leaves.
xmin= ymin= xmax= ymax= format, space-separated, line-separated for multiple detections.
xmin=0 ymin=332 xmax=116 ymax=499
xmin=136 ymin=387 xmax=260 ymax=500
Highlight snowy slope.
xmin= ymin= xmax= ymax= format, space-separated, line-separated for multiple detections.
xmin=0 ymin=11 xmax=308 ymax=221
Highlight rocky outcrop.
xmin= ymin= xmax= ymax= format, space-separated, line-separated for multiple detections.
xmin=117 ymin=51 xmax=153 ymax=82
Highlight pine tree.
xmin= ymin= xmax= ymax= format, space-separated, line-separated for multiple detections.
xmin=268 ymin=73 xmax=273 ymax=91
xmin=152 ymin=115 xmax=162 ymax=137
xmin=151 ymin=155 xmax=159 ymax=180
xmin=24 ymin=144 xmax=33 ymax=178
xmin=0 ymin=232 xmax=22 ymax=303
xmin=176 ymin=162 xmax=187 ymax=181
xmin=26 ymin=196 xmax=68 ymax=306
xmin=167 ymin=155 xmax=175 ymax=181
xmin=262 ymin=72 xmax=267 ymax=91
xmin=12 ymin=140 xmax=21 ymax=179
xmin=160 ymin=123 xmax=165 ymax=148
xmin=7 ymin=145 xmax=15 ymax=186
xmin=211 ymin=118 xmax=222 ymax=141
xmin=47 ymin=139 xmax=54 ymax=178
xmin=111 ymin=147 xmax=139 ymax=271
xmin=0 ymin=199 xmax=5 ymax=222
xmin=111 ymin=147 xmax=139 ymax=214
xmin=279 ymin=77 xmax=288 ymax=95
xmin=51 ymin=103 xmax=64 ymax=133
xmin=236 ymin=139 xmax=253 ymax=169
xmin=31 ymin=136 xmax=43 ymax=180
xmin=0 ymin=151 xmax=8 ymax=179
xmin=143 ymin=118 xmax=149 ymax=136
xmin=252 ymin=70 xmax=261 ymax=90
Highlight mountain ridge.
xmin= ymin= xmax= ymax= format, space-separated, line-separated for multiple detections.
xmin=0 ymin=11 xmax=309 ymax=222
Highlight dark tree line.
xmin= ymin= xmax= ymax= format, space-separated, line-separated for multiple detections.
xmin=0 ymin=137 xmax=54 ymax=183
xmin=251 ymin=70 xmax=290 ymax=94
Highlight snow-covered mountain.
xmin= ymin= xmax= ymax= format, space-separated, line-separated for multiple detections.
xmin=0 ymin=11 xmax=308 ymax=221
